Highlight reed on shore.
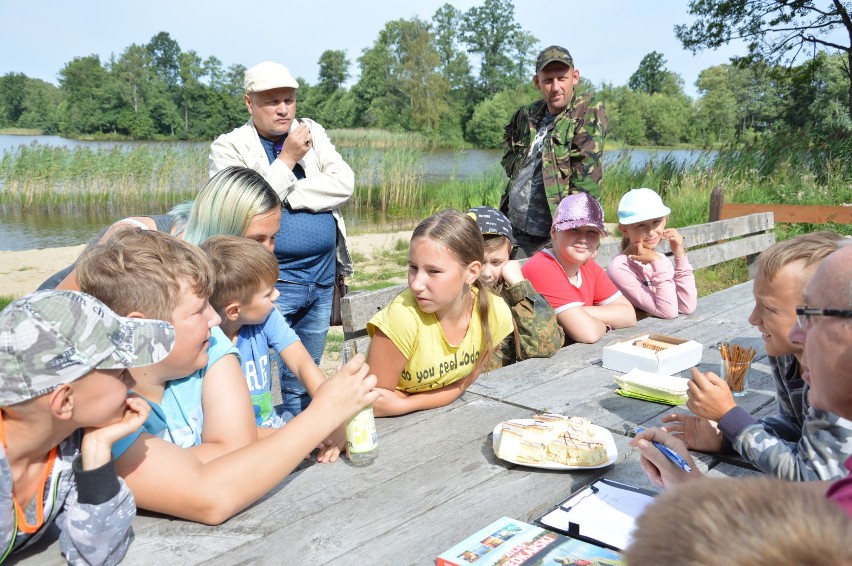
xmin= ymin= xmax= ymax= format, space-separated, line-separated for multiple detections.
xmin=0 ymin=144 xmax=205 ymax=211
xmin=2 ymin=131 xmax=849 ymax=240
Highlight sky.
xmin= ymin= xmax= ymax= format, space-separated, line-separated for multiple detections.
xmin=0 ymin=0 xmax=750 ymax=99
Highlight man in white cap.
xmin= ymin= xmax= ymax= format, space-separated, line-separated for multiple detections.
xmin=209 ymin=61 xmax=354 ymax=417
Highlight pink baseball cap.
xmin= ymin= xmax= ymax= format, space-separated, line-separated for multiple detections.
xmin=552 ymin=192 xmax=607 ymax=236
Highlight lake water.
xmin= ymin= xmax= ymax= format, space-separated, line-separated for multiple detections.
xmin=0 ymin=134 xmax=715 ymax=251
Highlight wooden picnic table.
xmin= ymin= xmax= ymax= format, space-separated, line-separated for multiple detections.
xmin=19 ymin=281 xmax=772 ymax=565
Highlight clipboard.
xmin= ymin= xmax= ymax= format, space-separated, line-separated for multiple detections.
xmin=536 ymin=478 xmax=656 ymax=551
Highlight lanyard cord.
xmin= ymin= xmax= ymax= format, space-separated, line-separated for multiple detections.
xmin=0 ymin=411 xmax=58 ymax=535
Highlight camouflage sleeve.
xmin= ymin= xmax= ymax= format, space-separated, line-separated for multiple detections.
xmin=568 ymin=100 xmax=607 ymax=200
xmin=491 ymin=336 xmax=514 ymax=369
xmin=768 ymin=355 xmax=807 ymax=430
xmin=732 ymin=408 xmax=852 ymax=481
xmin=501 ymin=280 xmax=564 ymax=362
xmin=58 ymin=457 xmax=135 ymax=565
xmin=757 ymin=413 xmax=804 ymax=444
xmin=501 ymin=105 xmax=530 ymax=179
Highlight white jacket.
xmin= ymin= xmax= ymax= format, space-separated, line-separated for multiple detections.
xmin=209 ymin=118 xmax=354 ymax=276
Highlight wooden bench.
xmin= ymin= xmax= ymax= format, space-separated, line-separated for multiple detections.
xmin=709 ymin=185 xmax=852 ymax=224
xmin=340 ymin=212 xmax=776 ymax=353
xmin=594 ymin=211 xmax=776 ymax=272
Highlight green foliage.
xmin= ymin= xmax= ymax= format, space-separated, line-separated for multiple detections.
xmin=0 ymin=73 xmax=28 ymax=127
xmin=352 ymin=18 xmax=451 ymax=134
xmin=676 ymin=1 xmax=852 ymax=119
xmin=693 ymin=65 xmax=738 ymax=145
xmin=466 ymin=85 xmax=536 ymax=148
xmin=0 ymin=296 xmax=12 ymax=311
xmin=628 ymin=52 xmax=684 ymax=96
xmin=644 ymin=93 xmax=693 ymax=146
xmin=460 ymin=0 xmax=537 ymax=97
xmin=317 ymin=50 xmax=350 ymax=94
xmin=0 ymin=73 xmax=60 ymax=133
xmin=598 ymin=84 xmax=645 ymax=145
xmin=4 ymin=2 xmax=852 ymax=147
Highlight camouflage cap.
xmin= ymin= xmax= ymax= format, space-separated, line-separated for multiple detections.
xmin=468 ymin=206 xmax=514 ymax=242
xmin=536 ymin=45 xmax=574 ymax=73
xmin=0 ymin=290 xmax=175 ymax=406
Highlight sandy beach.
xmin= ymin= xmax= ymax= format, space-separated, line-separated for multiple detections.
xmin=0 ymin=230 xmax=414 ymax=299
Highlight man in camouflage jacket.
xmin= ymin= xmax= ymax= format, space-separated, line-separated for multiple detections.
xmin=500 ymin=45 xmax=607 ymax=258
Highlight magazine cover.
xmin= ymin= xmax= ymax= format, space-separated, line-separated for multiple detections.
xmin=436 ymin=516 xmax=623 ymax=566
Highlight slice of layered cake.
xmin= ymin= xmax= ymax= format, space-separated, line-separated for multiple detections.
xmin=496 ymin=423 xmax=547 ymax=463
xmin=537 ymin=415 xmax=608 ymax=466
xmin=546 ymin=434 xmax=608 ymax=466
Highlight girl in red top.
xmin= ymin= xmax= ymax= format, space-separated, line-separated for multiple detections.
xmin=522 ymin=193 xmax=636 ymax=343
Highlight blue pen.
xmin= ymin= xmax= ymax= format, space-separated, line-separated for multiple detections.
xmin=635 ymin=426 xmax=693 ymax=473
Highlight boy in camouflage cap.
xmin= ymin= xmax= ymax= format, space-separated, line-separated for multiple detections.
xmin=0 ymin=290 xmax=174 ymax=564
xmin=468 ymin=206 xmax=564 ymax=361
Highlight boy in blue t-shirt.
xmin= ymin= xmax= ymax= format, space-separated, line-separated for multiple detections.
xmin=201 ymin=236 xmax=342 ymax=431
xmin=75 ymin=229 xmax=376 ymax=525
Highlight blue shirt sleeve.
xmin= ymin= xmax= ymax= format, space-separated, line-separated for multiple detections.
xmin=262 ymin=308 xmax=300 ymax=353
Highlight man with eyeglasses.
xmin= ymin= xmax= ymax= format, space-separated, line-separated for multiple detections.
xmin=788 ymin=242 xmax=852 ymax=434
xmin=659 ymin=233 xmax=850 ymax=481
xmin=632 ymin=242 xmax=852 ymax=506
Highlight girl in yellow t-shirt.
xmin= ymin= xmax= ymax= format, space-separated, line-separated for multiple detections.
xmin=367 ymin=209 xmax=514 ymax=416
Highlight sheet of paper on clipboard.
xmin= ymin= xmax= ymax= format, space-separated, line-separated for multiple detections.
xmin=538 ymin=479 xmax=655 ymax=550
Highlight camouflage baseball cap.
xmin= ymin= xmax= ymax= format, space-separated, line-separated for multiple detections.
xmin=536 ymin=45 xmax=574 ymax=73
xmin=0 ymin=290 xmax=175 ymax=406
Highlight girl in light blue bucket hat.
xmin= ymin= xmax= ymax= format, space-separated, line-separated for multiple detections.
xmin=607 ymin=188 xmax=697 ymax=319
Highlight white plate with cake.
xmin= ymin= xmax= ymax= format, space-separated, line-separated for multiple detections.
xmin=492 ymin=414 xmax=617 ymax=470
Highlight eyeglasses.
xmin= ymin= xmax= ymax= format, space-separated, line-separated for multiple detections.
xmin=795 ymin=306 xmax=852 ymax=329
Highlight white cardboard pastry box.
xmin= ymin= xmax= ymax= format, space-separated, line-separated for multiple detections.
xmin=602 ymin=333 xmax=703 ymax=375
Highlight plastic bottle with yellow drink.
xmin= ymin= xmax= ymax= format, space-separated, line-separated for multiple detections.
xmin=343 ymin=342 xmax=378 ymax=466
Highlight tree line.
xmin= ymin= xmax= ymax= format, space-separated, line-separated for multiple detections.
xmin=2 ymin=0 xmax=851 ymax=148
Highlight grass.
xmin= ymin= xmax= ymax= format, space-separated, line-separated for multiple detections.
xmin=348 ymin=238 xmax=408 ymax=292
xmin=0 ymin=128 xmax=42 ymax=135
xmin=420 ymin=167 xmax=506 ymax=212
xmin=0 ymin=296 xmax=12 ymax=311
xmin=324 ymin=330 xmax=343 ymax=355
xmin=694 ymin=258 xmax=749 ymax=297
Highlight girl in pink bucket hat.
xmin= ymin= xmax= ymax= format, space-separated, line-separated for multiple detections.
xmin=521 ymin=192 xmax=636 ymax=343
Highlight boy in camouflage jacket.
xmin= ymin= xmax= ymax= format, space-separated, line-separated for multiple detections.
xmin=0 ymin=290 xmax=174 ymax=564
xmin=468 ymin=206 xmax=564 ymax=365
